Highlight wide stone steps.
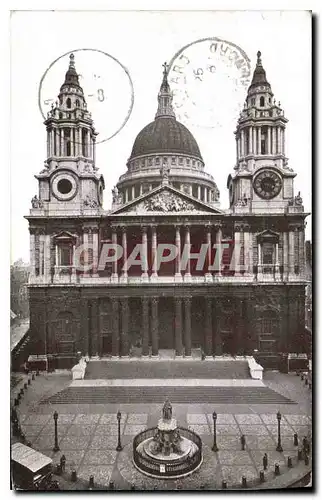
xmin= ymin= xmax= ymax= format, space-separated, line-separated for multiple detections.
xmin=41 ymin=386 xmax=295 ymax=405
xmin=85 ymin=360 xmax=250 ymax=380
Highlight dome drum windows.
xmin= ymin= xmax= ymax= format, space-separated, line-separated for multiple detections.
xmin=259 ymin=96 xmax=265 ymax=107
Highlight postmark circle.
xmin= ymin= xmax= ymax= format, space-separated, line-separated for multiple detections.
xmin=168 ymin=37 xmax=251 ymax=130
xmin=38 ymin=48 xmax=134 ymax=144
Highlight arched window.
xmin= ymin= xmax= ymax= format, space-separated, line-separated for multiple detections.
xmin=75 ymin=99 xmax=80 ymax=107
xmin=66 ymin=98 xmax=71 ymax=109
xmin=260 ymin=96 xmax=265 ymax=107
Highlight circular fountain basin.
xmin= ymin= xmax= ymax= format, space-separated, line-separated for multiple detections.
xmin=144 ymin=435 xmax=192 ymax=462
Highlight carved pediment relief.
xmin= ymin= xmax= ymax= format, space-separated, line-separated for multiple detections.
xmin=112 ymin=187 xmax=221 ymax=215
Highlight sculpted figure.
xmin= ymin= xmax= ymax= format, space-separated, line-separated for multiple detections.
xmin=162 ymin=399 xmax=172 ymax=420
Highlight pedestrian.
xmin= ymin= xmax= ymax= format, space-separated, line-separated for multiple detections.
xmin=60 ymin=454 xmax=66 ymax=473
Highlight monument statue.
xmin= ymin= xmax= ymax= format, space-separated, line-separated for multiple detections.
xmin=162 ymin=399 xmax=172 ymax=420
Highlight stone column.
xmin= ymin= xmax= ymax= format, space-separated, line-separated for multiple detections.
xmin=241 ymin=129 xmax=245 ymax=157
xmin=277 ymin=126 xmax=281 ymax=154
xmin=125 ymin=189 xmax=129 ymax=203
xmin=236 ymin=137 xmax=239 ymax=161
xmin=189 ymin=185 xmax=193 ymax=196
xmin=141 ymin=226 xmax=149 ymax=280
xmin=120 ymin=297 xmax=129 ymax=356
xmin=267 ymin=127 xmax=271 ymax=154
xmin=288 ymin=229 xmax=295 ymax=275
xmin=253 ymin=127 xmax=257 ymax=155
xmin=132 ymin=186 xmax=135 ymax=200
xmin=197 ymin=185 xmax=201 ymax=200
xmin=243 ymin=225 xmax=252 ymax=275
xmin=283 ymin=231 xmax=289 ymax=281
xmin=90 ymin=299 xmax=99 ymax=356
xmin=257 ymin=126 xmax=261 ymax=154
xmin=121 ymin=227 xmax=128 ymax=280
xmin=83 ymin=231 xmax=89 ymax=277
xmin=249 ymin=126 xmax=253 ymax=154
xmin=111 ymin=228 xmax=118 ymax=281
xmin=272 ymin=127 xmax=277 ymax=155
xmin=204 ymin=297 xmax=213 ymax=357
xmin=44 ymin=234 xmax=51 ymax=280
xmin=139 ymin=184 xmax=143 ymax=196
xmin=87 ymin=129 xmax=91 ymax=158
xmin=112 ymin=298 xmax=120 ymax=357
xmin=50 ymin=128 xmax=55 ymax=157
xmin=175 ymin=225 xmax=182 ymax=280
xmin=205 ymin=225 xmax=212 ymax=279
xmin=93 ymin=137 xmax=96 ymax=164
xmin=39 ymin=235 xmax=44 ymax=276
xmin=234 ymin=227 xmax=242 ymax=277
xmin=92 ymin=229 xmax=98 ymax=276
xmin=299 ymin=228 xmax=305 ymax=275
xmin=175 ymin=297 xmax=183 ymax=356
xmin=47 ymin=131 xmax=50 ymax=158
xmin=55 ymin=129 xmax=60 ymax=156
xmin=258 ymin=242 xmax=262 ymax=269
xmin=237 ymin=137 xmax=240 ymax=158
xmin=184 ymin=226 xmax=191 ymax=279
xmin=55 ymin=244 xmax=59 ymax=267
xmin=184 ymin=297 xmax=192 ymax=357
xmin=142 ymin=297 xmax=149 ymax=356
xmin=80 ymin=298 xmax=89 ymax=355
xmin=60 ymin=128 xmax=64 ymax=156
xmin=151 ymin=226 xmax=158 ymax=279
xmin=151 ymin=297 xmax=159 ymax=356
xmin=215 ymin=224 xmax=222 ymax=276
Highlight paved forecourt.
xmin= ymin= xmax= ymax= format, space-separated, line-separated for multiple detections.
xmin=12 ymin=368 xmax=312 ymax=490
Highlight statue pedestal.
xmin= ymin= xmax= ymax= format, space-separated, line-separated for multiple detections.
xmin=157 ymin=418 xmax=177 ymax=431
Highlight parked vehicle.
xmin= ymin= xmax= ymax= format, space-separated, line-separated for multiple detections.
xmin=11 ymin=442 xmax=53 ymax=490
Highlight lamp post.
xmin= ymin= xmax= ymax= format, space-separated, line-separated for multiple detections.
xmin=212 ymin=411 xmax=218 ymax=452
xmin=53 ymin=411 xmax=60 ymax=452
xmin=276 ymin=411 xmax=283 ymax=452
xmin=116 ymin=411 xmax=123 ymax=451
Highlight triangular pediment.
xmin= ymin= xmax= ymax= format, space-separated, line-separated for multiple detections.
xmin=257 ymin=229 xmax=279 ymax=242
xmin=111 ymin=185 xmax=223 ymax=215
xmin=53 ymin=231 xmax=77 ymax=242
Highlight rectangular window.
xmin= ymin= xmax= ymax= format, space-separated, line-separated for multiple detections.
xmin=60 ymin=244 xmax=72 ymax=266
xmin=179 ymin=157 xmax=183 ymax=165
xmin=262 ymin=242 xmax=274 ymax=265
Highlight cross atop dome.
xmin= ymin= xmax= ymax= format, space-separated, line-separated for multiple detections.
xmin=155 ymin=62 xmax=175 ymax=119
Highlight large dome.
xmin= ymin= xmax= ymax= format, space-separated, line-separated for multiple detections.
xmin=130 ymin=117 xmax=203 ymax=161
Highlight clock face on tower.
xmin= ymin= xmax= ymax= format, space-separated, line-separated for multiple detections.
xmin=253 ymin=170 xmax=282 ymax=199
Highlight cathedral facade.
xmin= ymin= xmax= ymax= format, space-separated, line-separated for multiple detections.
xmin=26 ymin=52 xmax=309 ymax=368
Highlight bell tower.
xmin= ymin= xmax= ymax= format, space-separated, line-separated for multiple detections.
xmin=31 ymin=53 xmax=105 ymax=215
xmin=227 ymin=51 xmax=298 ymax=214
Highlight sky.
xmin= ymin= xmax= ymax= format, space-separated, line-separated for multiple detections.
xmin=10 ymin=9 xmax=312 ymax=264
